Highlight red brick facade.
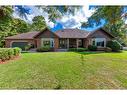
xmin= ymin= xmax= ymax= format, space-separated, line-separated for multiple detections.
xmin=5 ymin=28 xmax=114 ymax=50
xmin=54 ymin=38 xmax=59 ymax=49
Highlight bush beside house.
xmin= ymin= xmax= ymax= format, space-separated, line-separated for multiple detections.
xmin=106 ymin=40 xmax=121 ymax=52
xmin=0 ymin=48 xmax=21 ymax=62
xmin=25 ymin=44 xmax=34 ymax=51
xmin=88 ymin=45 xmax=97 ymax=51
xmin=36 ymin=46 xmax=54 ymax=52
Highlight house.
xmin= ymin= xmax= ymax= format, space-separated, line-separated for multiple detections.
xmin=5 ymin=28 xmax=114 ymax=50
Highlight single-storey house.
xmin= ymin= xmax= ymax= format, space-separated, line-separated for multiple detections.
xmin=5 ymin=28 xmax=114 ymax=50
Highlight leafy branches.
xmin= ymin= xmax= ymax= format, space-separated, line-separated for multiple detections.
xmin=31 ymin=16 xmax=47 ymax=31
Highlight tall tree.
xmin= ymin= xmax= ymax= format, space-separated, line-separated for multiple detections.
xmin=31 ymin=16 xmax=47 ymax=31
xmin=82 ymin=6 xmax=127 ymax=44
xmin=12 ymin=18 xmax=31 ymax=33
xmin=0 ymin=6 xmax=31 ymax=47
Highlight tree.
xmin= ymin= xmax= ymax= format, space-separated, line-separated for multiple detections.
xmin=0 ymin=6 xmax=13 ymax=19
xmin=82 ymin=6 xmax=127 ymax=44
xmin=12 ymin=18 xmax=31 ymax=33
xmin=31 ymin=16 xmax=47 ymax=31
xmin=0 ymin=6 xmax=31 ymax=47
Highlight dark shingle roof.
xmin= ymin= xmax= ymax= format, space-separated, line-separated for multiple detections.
xmin=5 ymin=32 xmax=40 ymax=39
xmin=55 ymin=29 xmax=90 ymax=38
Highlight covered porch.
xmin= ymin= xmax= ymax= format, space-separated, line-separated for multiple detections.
xmin=59 ymin=38 xmax=85 ymax=49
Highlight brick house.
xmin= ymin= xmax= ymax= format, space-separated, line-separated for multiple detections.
xmin=5 ymin=28 xmax=114 ymax=50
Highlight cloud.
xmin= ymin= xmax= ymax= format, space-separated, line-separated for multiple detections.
xmin=13 ymin=6 xmax=95 ymax=29
xmin=55 ymin=6 xmax=95 ymax=29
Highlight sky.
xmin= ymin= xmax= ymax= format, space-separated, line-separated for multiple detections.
xmin=13 ymin=6 xmax=105 ymax=32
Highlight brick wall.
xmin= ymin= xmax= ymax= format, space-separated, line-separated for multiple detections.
xmin=36 ymin=38 xmax=41 ymax=48
xmin=54 ymin=38 xmax=59 ymax=49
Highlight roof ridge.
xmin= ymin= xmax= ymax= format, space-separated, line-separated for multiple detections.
xmin=55 ymin=28 xmax=89 ymax=33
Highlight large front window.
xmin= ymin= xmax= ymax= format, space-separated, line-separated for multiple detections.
xmin=43 ymin=40 xmax=50 ymax=47
xmin=92 ymin=38 xmax=106 ymax=47
xmin=41 ymin=38 xmax=54 ymax=48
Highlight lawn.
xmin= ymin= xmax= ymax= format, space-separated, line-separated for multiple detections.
xmin=0 ymin=51 xmax=127 ymax=89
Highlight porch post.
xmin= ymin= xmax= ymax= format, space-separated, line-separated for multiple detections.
xmin=67 ymin=38 xmax=69 ymax=49
xmin=76 ymin=38 xmax=79 ymax=49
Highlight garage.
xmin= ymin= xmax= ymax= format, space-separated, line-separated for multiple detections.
xmin=11 ymin=42 xmax=28 ymax=50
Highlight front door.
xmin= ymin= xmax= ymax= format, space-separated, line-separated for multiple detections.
xmin=78 ymin=39 xmax=83 ymax=47
xmin=59 ymin=39 xmax=67 ymax=49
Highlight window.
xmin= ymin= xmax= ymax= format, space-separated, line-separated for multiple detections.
xmin=96 ymin=41 xmax=104 ymax=47
xmin=42 ymin=38 xmax=54 ymax=48
xmin=92 ymin=38 xmax=106 ymax=47
xmin=92 ymin=40 xmax=95 ymax=46
xmin=50 ymin=40 xmax=54 ymax=47
xmin=43 ymin=40 xmax=50 ymax=47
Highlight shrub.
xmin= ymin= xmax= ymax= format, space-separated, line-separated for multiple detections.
xmin=0 ymin=48 xmax=21 ymax=62
xmin=68 ymin=48 xmax=88 ymax=52
xmin=36 ymin=46 xmax=53 ymax=52
xmin=13 ymin=47 xmax=21 ymax=56
xmin=105 ymin=47 xmax=112 ymax=52
xmin=106 ymin=40 xmax=121 ymax=52
xmin=25 ymin=44 xmax=33 ymax=51
xmin=88 ymin=45 xmax=97 ymax=51
xmin=8 ymin=48 xmax=14 ymax=59
xmin=0 ymin=49 xmax=10 ymax=61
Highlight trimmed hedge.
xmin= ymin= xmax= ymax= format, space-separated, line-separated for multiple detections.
xmin=68 ymin=48 xmax=88 ymax=52
xmin=36 ymin=47 xmax=54 ymax=52
xmin=25 ymin=44 xmax=34 ymax=51
xmin=0 ymin=48 xmax=21 ymax=61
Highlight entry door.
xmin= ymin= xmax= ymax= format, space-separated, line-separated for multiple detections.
xmin=78 ymin=39 xmax=83 ymax=47
xmin=59 ymin=39 xmax=67 ymax=49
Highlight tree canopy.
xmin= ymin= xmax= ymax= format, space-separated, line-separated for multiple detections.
xmin=31 ymin=16 xmax=47 ymax=31
xmin=0 ymin=6 xmax=30 ymax=47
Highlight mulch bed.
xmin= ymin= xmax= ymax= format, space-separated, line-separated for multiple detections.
xmin=0 ymin=55 xmax=20 ymax=64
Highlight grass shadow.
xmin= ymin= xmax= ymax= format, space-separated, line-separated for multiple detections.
xmin=21 ymin=51 xmax=30 ymax=53
xmin=76 ymin=50 xmax=124 ymax=55
xmin=76 ymin=51 xmax=104 ymax=55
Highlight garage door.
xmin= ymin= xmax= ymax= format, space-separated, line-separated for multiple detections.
xmin=12 ymin=42 xmax=28 ymax=50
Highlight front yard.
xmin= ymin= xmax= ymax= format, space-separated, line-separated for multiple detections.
xmin=0 ymin=51 xmax=127 ymax=89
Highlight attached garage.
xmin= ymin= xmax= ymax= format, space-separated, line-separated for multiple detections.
xmin=5 ymin=31 xmax=40 ymax=50
xmin=11 ymin=42 xmax=28 ymax=50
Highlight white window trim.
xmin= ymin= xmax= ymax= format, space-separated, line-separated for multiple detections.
xmin=92 ymin=38 xmax=106 ymax=48
xmin=41 ymin=38 xmax=54 ymax=48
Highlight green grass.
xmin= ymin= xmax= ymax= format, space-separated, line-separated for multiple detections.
xmin=1 ymin=51 xmax=127 ymax=89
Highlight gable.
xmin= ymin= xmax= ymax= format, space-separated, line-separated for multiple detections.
xmin=87 ymin=29 xmax=114 ymax=40
xmin=35 ymin=29 xmax=58 ymax=38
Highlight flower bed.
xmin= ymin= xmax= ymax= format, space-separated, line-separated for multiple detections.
xmin=0 ymin=47 xmax=21 ymax=62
